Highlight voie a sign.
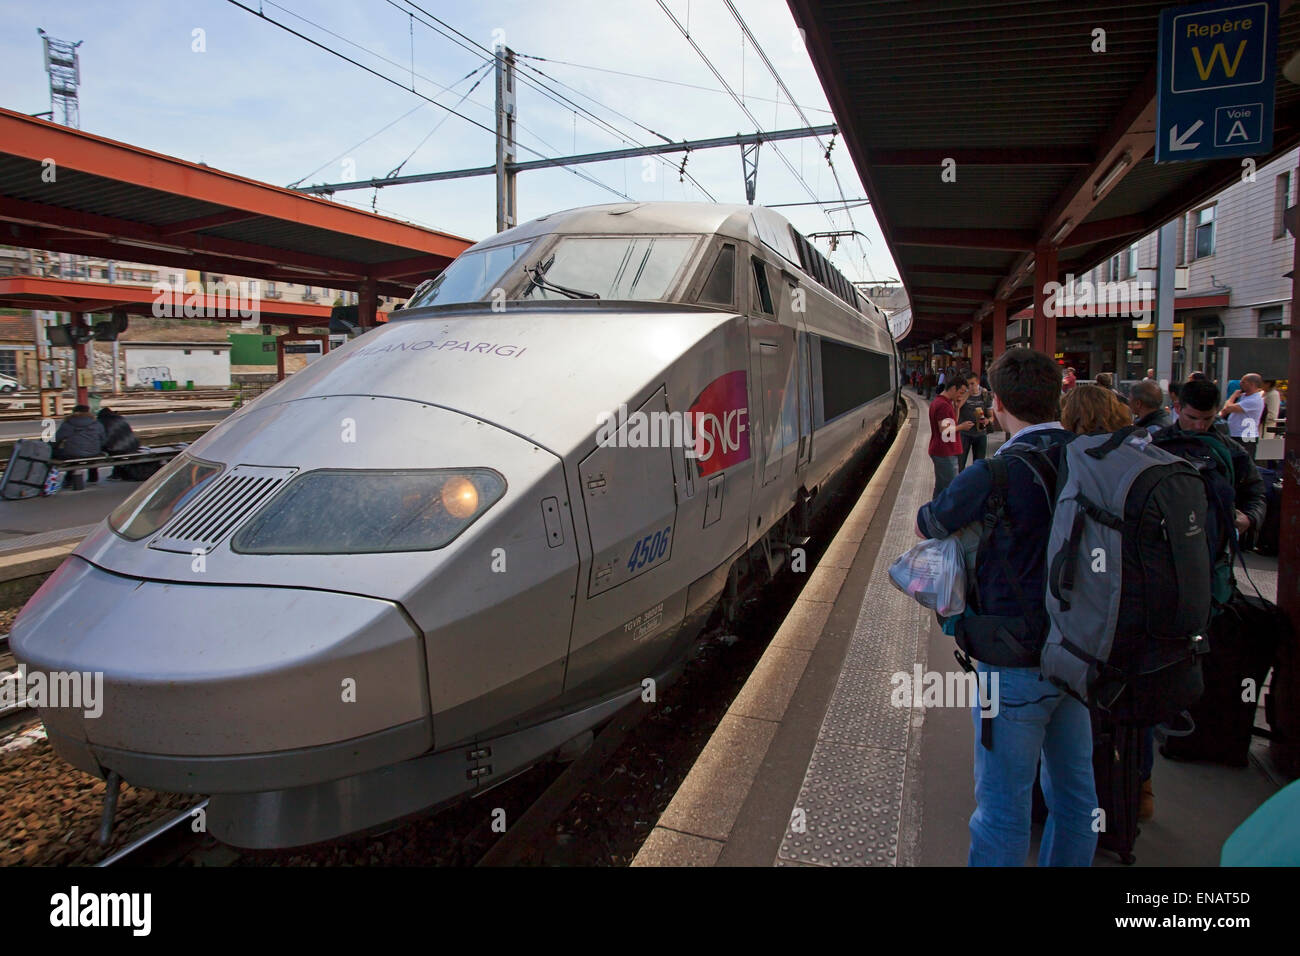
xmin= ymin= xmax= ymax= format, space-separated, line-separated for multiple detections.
xmin=1155 ymin=0 xmax=1279 ymax=163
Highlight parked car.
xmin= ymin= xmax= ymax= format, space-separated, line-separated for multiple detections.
xmin=0 ymin=373 xmax=20 ymax=393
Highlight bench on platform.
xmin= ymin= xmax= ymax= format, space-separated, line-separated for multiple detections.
xmin=55 ymin=444 xmax=187 ymax=489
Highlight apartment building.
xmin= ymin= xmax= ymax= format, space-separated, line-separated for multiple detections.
xmin=1052 ymin=147 xmax=1297 ymax=381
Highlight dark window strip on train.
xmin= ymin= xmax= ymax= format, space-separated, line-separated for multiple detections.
xmin=818 ymin=336 xmax=892 ymax=425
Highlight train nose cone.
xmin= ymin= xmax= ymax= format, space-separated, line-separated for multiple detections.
xmin=9 ymin=556 xmax=432 ymax=793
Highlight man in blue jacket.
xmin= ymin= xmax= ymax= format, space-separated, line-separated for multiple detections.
xmin=916 ymin=348 xmax=1095 ymax=867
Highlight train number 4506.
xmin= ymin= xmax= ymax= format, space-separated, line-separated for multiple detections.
xmin=627 ymin=525 xmax=672 ymax=573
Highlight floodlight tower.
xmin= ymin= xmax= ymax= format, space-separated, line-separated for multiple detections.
xmin=38 ymin=29 xmax=83 ymax=128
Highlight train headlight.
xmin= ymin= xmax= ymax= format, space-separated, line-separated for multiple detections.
xmin=440 ymin=475 xmax=479 ymax=518
xmin=231 ymin=468 xmax=506 ymax=554
xmin=109 ymin=455 xmax=224 ymax=540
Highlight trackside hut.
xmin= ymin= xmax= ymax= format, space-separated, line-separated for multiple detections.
xmin=123 ymin=341 xmax=231 ymax=387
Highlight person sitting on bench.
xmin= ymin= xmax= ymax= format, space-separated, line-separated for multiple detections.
xmin=52 ymin=404 xmax=106 ymax=490
xmin=97 ymin=407 xmax=157 ymax=481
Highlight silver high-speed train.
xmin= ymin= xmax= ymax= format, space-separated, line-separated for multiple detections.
xmin=12 ymin=202 xmax=898 ymax=848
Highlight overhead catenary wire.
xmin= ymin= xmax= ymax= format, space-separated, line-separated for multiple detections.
xmin=654 ymin=0 xmax=820 ymax=206
xmin=514 ymin=53 xmax=834 ymax=115
xmin=225 ymin=0 xmax=633 ymax=201
xmin=391 ymin=0 xmax=716 ymax=201
xmin=720 ymin=0 xmax=875 ymax=281
xmin=387 ymin=61 xmax=492 ymax=179
xmin=287 ymin=61 xmax=487 ymax=188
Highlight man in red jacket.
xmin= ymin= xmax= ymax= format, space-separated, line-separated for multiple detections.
xmin=928 ymin=374 xmax=972 ymax=497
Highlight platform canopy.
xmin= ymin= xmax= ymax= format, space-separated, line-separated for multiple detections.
xmin=0 ymin=108 xmax=471 ymax=300
xmin=0 ymin=276 xmax=383 ymax=327
xmin=788 ymin=0 xmax=1300 ymax=345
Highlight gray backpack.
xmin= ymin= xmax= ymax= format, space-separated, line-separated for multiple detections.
xmin=1040 ymin=427 xmax=1210 ymax=724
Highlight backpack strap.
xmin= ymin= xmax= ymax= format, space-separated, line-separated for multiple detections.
xmin=974 ymin=450 xmax=1050 ymax=623
xmin=1084 ymin=425 xmax=1140 ymax=459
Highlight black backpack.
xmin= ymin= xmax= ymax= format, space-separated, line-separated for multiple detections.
xmin=1149 ymin=428 xmax=1238 ymax=608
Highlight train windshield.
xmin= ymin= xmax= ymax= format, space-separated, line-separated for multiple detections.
xmin=406 ymin=240 xmax=532 ymax=307
xmin=519 ymin=236 xmax=696 ymax=302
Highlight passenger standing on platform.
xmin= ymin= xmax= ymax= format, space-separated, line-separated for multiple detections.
xmin=1261 ymin=379 xmax=1281 ymax=436
xmin=957 ymin=371 xmax=990 ymax=471
xmin=1260 ymin=379 xmax=1282 ymax=466
xmin=1128 ymin=380 xmax=1172 ymax=432
xmin=1062 ymin=384 xmax=1131 ymax=435
xmin=1221 ymin=373 xmax=1265 ymax=453
xmin=916 ymin=349 xmax=1094 ymax=867
xmin=927 ymin=375 xmax=971 ymax=498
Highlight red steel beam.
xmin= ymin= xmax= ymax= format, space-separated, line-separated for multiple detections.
xmin=905 ymin=264 xmax=1012 ymax=277
xmin=893 ymin=227 xmax=1037 ymax=251
xmin=0 ymin=107 xmax=469 ymax=261
xmin=159 ymin=210 xmax=263 ymax=236
xmin=0 ymin=197 xmax=375 ymax=279
xmin=912 ymin=286 xmax=994 ymax=302
xmin=0 ymin=275 xmax=383 ymax=324
xmin=1059 ymin=215 xmax=1147 ymax=249
xmin=870 ymin=148 xmax=1092 ymax=167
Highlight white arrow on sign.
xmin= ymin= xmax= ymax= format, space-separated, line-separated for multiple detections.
xmin=1169 ymin=120 xmax=1204 ymax=151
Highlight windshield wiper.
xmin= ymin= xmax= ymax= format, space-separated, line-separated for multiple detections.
xmin=523 ymin=259 xmax=600 ymax=300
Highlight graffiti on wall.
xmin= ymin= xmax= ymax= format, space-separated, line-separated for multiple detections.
xmin=135 ymin=366 xmax=172 ymax=385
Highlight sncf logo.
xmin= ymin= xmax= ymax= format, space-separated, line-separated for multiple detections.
xmin=689 ymin=370 xmax=750 ymax=477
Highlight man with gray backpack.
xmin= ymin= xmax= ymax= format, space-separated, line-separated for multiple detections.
xmin=916 ymin=349 xmax=1089 ymax=866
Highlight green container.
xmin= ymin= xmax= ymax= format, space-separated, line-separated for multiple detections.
xmin=185 ymin=380 xmax=194 ymax=390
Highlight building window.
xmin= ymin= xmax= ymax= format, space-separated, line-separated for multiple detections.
xmin=1275 ymin=172 xmax=1292 ymax=239
xmin=1107 ymin=255 xmax=1121 ymax=282
xmin=1126 ymin=243 xmax=1138 ymax=278
xmin=0 ymin=353 xmax=16 ymax=377
xmin=1259 ymin=305 xmax=1285 ymax=337
xmin=1193 ymin=206 xmax=1215 ymax=259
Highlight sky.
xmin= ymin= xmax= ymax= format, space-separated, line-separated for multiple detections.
xmin=0 ymin=0 xmax=901 ymax=285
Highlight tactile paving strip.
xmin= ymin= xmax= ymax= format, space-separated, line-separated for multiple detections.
xmin=777 ymin=396 xmax=933 ymax=867
xmin=780 ymin=743 xmax=908 ymax=866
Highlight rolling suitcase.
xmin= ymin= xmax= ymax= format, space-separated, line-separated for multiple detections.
xmin=1253 ymin=467 xmax=1281 ymax=556
xmin=1160 ymin=591 xmax=1283 ymax=766
xmin=0 ymin=439 xmax=52 ymax=500
xmin=1092 ymin=715 xmax=1142 ymax=865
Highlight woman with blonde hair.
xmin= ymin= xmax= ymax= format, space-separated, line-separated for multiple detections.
xmin=1061 ymin=383 xmax=1133 ymax=435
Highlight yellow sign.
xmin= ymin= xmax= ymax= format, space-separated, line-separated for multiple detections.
xmin=1133 ymin=322 xmax=1185 ymax=339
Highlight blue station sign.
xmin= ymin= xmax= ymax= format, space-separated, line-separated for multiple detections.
xmin=1155 ymin=0 xmax=1279 ymax=163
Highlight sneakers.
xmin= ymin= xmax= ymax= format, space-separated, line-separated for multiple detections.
xmin=1139 ymin=779 xmax=1154 ymax=821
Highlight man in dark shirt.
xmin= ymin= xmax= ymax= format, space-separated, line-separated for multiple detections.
xmin=916 ymin=349 xmax=1094 ymax=867
xmin=1164 ymin=379 xmax=1267 ymax=543
xmin=927 ymin=375 xmax=971 ymax=497
xmin=1128 ymin=379 xmax=1171 ymax=432
xmin=957 ymin=371 xmax=990 ymax=471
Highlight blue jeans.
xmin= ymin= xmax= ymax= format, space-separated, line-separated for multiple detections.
xmin=930 ymin=454 xmax=959 ymax=499
xmin=969 ymin=663 xmax=1098 ymax=867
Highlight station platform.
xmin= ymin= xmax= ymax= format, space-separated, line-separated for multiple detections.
xmin=0 ymin=475 xmax=135 ymax=606
xmin=634 ymin=392 xmax=1285 ymax=867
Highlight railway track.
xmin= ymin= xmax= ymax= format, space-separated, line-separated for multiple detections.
xmin=0 ymin=633 xmax=32 ymax=734
xmin=96 ymin=800 xmax=209 ymax=867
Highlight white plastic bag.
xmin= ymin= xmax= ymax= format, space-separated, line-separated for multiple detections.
xmin=888 ymin=536 xmax=966 ymax=617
